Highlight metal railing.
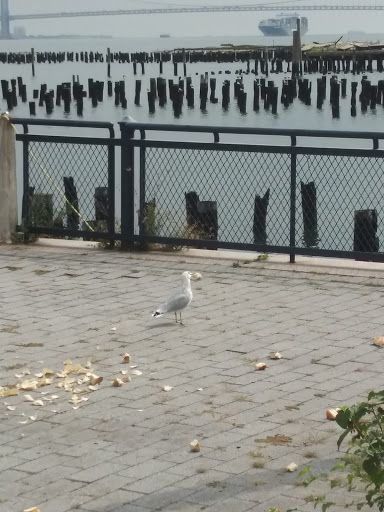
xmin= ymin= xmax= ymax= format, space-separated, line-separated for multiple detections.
xmin=12 ymin=118 xmax=119 ymax=245
xmin=10 ymin=117 xmax=384 ymax=262
xmin=120 ymin=120 xmax=384 ymax=263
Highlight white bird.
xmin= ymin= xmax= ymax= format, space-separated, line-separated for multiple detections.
xmin=152 ymin=271 xmax=201 ymax=325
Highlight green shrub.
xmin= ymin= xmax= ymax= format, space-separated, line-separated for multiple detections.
xmin=300 ymin=390 xmax=384 ymax=511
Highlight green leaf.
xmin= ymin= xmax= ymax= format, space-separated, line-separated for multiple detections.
xmin=336 ymin=409 xmax=351 ymax=429
xmin=298 ymin=466 xmax=310 ymax=477
xmin=337 ymin=429 xmax=350 ymax=450
xmin=322 ymin=502 xmax=335 ymax=512
xmin=362 ymin=457 xmax=384 ymax=487
xmin=331 ymin=461 xmax=345 ymax=472
xmin=368 ymin=390 xmax=384 ymax=401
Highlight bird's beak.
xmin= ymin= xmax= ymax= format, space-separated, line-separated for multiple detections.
xmin=191 ymin=272 xmax=202 ymax=281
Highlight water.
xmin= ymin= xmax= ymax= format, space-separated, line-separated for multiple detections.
xmin=1 ymin=34 xmax=384 ymax=130
xmin=1 ymin=35 xmax=384 ymax=252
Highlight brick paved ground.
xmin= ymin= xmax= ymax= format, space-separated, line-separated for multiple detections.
xmin=0 ymin=243 xmax=383 ymax=512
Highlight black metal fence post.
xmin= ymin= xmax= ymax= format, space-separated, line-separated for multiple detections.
xmin=290 ymin=136 xmax=297 ymax=263
xmin=139 ymin=132 xmax=146 ymax=235
xmin=21 ymin=124 xmax=30 ymax=243
xmin=120 ymin=120 xmax=136 ymax=249
xmin=107 ymin=125 xmax=116 ymax=248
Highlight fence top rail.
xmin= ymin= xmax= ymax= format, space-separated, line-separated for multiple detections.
xmin=119 ymin=119 xmax=384 ymax=142
xmin=10 ymin=118 xmax=115 ymax=137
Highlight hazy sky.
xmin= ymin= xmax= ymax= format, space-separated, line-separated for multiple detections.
xmin=7 ymin=0 xmax=384 ymax=37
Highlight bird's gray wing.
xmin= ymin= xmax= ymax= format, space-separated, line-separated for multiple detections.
xmin=157 ymin=291 xmax=191 ymax=314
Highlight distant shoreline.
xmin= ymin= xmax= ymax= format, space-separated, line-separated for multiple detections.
xmin=9 ymin=35 xmax=112 ymax=40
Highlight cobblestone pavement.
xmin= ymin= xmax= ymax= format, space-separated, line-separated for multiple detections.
xmin=0 ymin=243 xmax=383 ymax=512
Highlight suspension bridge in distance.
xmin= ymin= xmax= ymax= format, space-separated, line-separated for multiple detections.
xmin=1 ymin=0 xmax=384 ymax=39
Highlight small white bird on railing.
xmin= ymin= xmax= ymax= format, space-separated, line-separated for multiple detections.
xmin=152 ymin=271 xmax=202 ymax=325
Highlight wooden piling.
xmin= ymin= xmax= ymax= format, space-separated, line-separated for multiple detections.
xmin=185 ymin=192 xmax=218 ymax=247
xmin=17 ymin=77 xmax=23 ymax=97
xmin=22 ymin=186 xmax=35 ymax=223
xmin=197 ymin=201 xmax=218 ymax=244
xmin=172 ymin=85 xmax=183 ymax=117
xmin=185 ymin=192 xmax=199 ymax=227
xmin=38 ymin=84 xmax=47 ymax=107
xmin=209 ymin=78 xmax=218 ymax=103
xmin=200 ymin=77 xmax=208 ymax=110
xmin=301 ymin=181 xmax=318 ymax=247
xmin=63 ymin=87 xmax=71 ymax=113
xmin=158 ymin=78 xmax=167 ymax=106
xmin=271 ymin=86 xmax=278 ymax=114
xmin=150 ymin=78 xmax=157 ymax=99
xmin=107 ymin=47 xmax=111 ymax=78
xmin=135 ymin=80 xmax=142 ymax=106
xmin=0 ymin=80 xmax=8 ymax=99
xmin=253 ymin=190 xmax=270 ymax=245
xmin=370 ymin=84 xmax=377 ymax=109
xmin=63 ymin=177 xmax=79 ymax=230
xmin=21 ymin=84 xmax=27 ymax=103
xmin=186 ymin=78 xmax=194 ymax=108
xmin=29 ymin=101 xmax=36 ymax=115
xmin=95 ymin=187 xmax=109 ymax=221
xmin=44 ymin=90 xmax=54 ymax=115
xmin=222 ymin=80 xmax=230 ymax=109
xmin=77 ymin=94 xmax=83 ymax=116
xmin=148 ymin=90 xmax=155 ymax=113
xmin=341 ymin=78 xmax=347 ymax=97
xmin=354 ymin=209 xmax=379 ymax=256
xmin=31 ymin=48 xmax=35 ymax=77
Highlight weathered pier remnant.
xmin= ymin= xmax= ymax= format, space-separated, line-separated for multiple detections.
xmin=300 ymin=181 xmax=318 ymax=248
xmin=185 ymin=191 xmax=218 ymax=246
xmin=253 ymin=190 xmax=270 ymax=245
xmin=354 ymin=209 xmax=379 ymax=257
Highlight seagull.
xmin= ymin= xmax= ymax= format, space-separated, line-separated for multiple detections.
xmin=152 ymin=271 xmax=202 ymax=325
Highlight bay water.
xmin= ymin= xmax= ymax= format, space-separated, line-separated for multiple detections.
xmin=1 ymin=34 xmax=384 ymax=250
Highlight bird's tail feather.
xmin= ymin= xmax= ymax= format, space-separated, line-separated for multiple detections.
xmin=152 ymin=310 xmax=163 ymax=318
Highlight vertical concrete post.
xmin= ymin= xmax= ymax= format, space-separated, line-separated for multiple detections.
xmin=0 ymin=0 xmax=11 ymax=39
xmin=0 ymin=114 xmax=17 ymax=241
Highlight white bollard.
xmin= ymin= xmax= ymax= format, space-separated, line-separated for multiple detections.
xmin=0 ymin=114 xmax=17 ymax=242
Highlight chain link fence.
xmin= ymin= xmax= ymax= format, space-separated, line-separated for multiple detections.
xmin=27 ymin=141 xmax=109 ymax=231
xmin=296 ymin=154 xmax=384 ymax=254
xmin=127 ymin=126 xmax=384 ymax=261
xmin=14 ymin=119 xmax=116 ymax=242
xmin=142 ymin=147 xmax=291 ymax=247
xmin=14 ymin=119 xmax=384 ymax=261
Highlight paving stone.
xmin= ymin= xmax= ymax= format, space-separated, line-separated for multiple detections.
xmin=70 ymin=474 xmax=136 ymax=500
xmin=201 ymin=497 xmax=256 ymax=512
xmin=80 ymin=490 xmax=147 ymax=511
xmin=70 ymin=462 xmax=128 ymax=483
xmin=119 ymin=459 xmax=176 ymax=480
xmin=0 ymin=245 xmax=383 ymax=512
xmin=19 ymin=478 xmax=83 ymax=505
xmin=124 ymin=472 xmax=186 ymax=494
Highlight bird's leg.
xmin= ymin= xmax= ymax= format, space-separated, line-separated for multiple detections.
xmin=179 ymin=312 xmax=186 ymax=326
xmin=174 ymin=312 xmax=178 ymax=323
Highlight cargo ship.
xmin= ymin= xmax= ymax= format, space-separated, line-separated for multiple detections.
xmin=258 ymin=14 xmax=308 ymax=37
